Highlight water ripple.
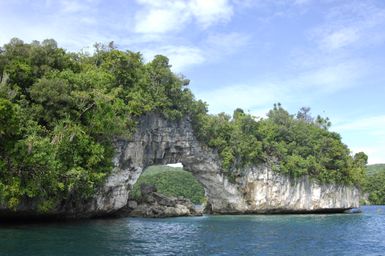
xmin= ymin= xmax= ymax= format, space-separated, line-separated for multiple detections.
xmin=1 ymin=206 xmax=384 ymax=256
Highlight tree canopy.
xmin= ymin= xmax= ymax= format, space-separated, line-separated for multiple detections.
xmin=0 ymin=38 xmax=367 ymax=211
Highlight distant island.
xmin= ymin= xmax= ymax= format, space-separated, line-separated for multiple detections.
xmin=0 ymin=39 xmax=367 ymax=218
xmin=363 ymin=164 xmax=385 ymax=205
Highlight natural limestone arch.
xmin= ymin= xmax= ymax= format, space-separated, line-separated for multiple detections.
xmin=90 ymin=113 xmax=359 ymax=217
xmin=92 ymin=113 xmax=247 ymax=216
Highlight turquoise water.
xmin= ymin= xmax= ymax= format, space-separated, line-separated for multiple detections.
xmin=1 ymin=206 xmax=384 ymax=256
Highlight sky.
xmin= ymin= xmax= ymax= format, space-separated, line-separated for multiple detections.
xmin=1 ymin=0 xmax=384 ymax=164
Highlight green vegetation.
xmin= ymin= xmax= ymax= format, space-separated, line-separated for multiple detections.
xmin=194 ymin=105 xmax=367 ymax=185
xmin=0 ymin=38 xmax=203 ymax=211
xmin=131 ymin=166 xmax=205 ymax=204
xmin=363 ymin=164 xmax=385 ymax=205
xmin=0 ymin=38 xmax=367 ymax=212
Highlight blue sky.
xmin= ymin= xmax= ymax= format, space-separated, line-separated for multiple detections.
xmin=1 ymin=0 xmax=384 ymax=164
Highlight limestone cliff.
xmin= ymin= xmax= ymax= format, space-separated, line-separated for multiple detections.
xmin=0 ymin=113 xmax=360 ymax=219
xmin=90 ymin=113 xmax=359 ymax=216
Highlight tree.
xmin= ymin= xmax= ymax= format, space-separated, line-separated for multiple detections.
xmin=0 ymin=98 xmax=20 ymax=139
xmin=354 ymin=152 xmax=368 ymax=166
xmin=296 ymin=107 xmax=313 ymax=123
xmin=315 ymin=115 xmax=331 ymax=130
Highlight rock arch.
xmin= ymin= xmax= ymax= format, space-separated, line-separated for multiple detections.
xmin=90 ymin=113 xmax=360 ymax=217
xmin=93 ymin=113 xmax=247 ymax=216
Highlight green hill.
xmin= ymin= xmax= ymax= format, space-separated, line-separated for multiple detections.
xmin=366 ymin=164 xmax=385 ymax=176
xmin=363 ymin=164 xmax=385 ymax=205
xmin=131 ymin=166 xmax=206 ymax=204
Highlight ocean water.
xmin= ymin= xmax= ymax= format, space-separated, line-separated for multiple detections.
xmin=1 ymin=205 xmax=384 ymax=256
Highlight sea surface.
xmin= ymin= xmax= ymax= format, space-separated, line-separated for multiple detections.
xmin=1 ymin=205 xmax=384 ymax=256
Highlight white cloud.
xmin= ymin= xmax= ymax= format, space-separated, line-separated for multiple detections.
xmin=0 ymin=0 xmax=247 ymax=73
xmin=142 ymin=45 xmax=205 ymax=72
xmin=293 ymin=0 xmax=312 ymax=5
xmin=134 ymin=1 xmax=189 ymax=34
xmin=196 ymin=59 xmax=364 ymax=115
xmin=351 ymin=145 xmax=385 ymax=165
xmin=195 ymin=56 xmax=367 ymax=115
xmin=310 ymin=1 xmax=385 ymax=51
xmin=195 ymin=83 xmax=285 ymax=114
xmin=60 ymin=0 xmax=89 ymax=13
xmin=333 ymin=115 xmax=385 ymax=164
xmin=319 ymin=27 xmax=359 ymax=50
xmin=137 ymin=32 xmax=250 ymax=72
xmin=290 ymin=4 xmax=381 ymax=95
xmin=334 ymin=115 xmax=385 ymax=134
xmin=365 ymin=149 xmax=384 ymax=165
xmin=130 ymin=0 xmax=242 ymax=72
xmin=134 ymin=0 xmax=234 ymax=34
xmin=205 ymin=32 xmax=250 ymax=57
xmin=292 ymin=59 xmax=366 ymax=93
xmin=195 ymin=54 xmax=367 ymax=116
xmin=189 ymin=0 xmax=233 ymax=28
xmin=0 ymin=0 xmax=106 ymax=51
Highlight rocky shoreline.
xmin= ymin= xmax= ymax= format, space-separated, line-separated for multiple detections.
xmin=119 ymin=184 xmax=202 ymax=218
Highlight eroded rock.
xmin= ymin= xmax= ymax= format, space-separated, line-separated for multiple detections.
xmin=124 ymin=189 xmax=201 ymax=218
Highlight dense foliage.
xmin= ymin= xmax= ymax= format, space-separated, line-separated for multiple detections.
xmin=194 ymin=105 xmax=367 ymax=185
xmin=0 ymin=38 xmax=203 ymax=211
xmin=0 ymin=38 xmax=366 ymax=211
xmin=131 ymin=166 xmax=205 ymax=204
xmin=363 ymin=164 xmax=385 ymax=205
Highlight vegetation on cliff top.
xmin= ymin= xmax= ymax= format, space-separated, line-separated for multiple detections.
xmin=131 ymin=166 xmax=205 ymax=204
xmin=0 ymin=38 xmax=366 ymax=211
xmin=194 ymin=105 xmax=367 ymax=185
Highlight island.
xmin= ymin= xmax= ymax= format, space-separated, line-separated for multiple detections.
xmin=0 ymin=39 xmax=367 ymax=219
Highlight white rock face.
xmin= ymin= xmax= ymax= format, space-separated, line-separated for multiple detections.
xmin=240 ymin=166 xmax=359 ymax=212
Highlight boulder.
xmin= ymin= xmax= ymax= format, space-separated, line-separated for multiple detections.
xmin=124 ymin=189 xmax=201 ymax=218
